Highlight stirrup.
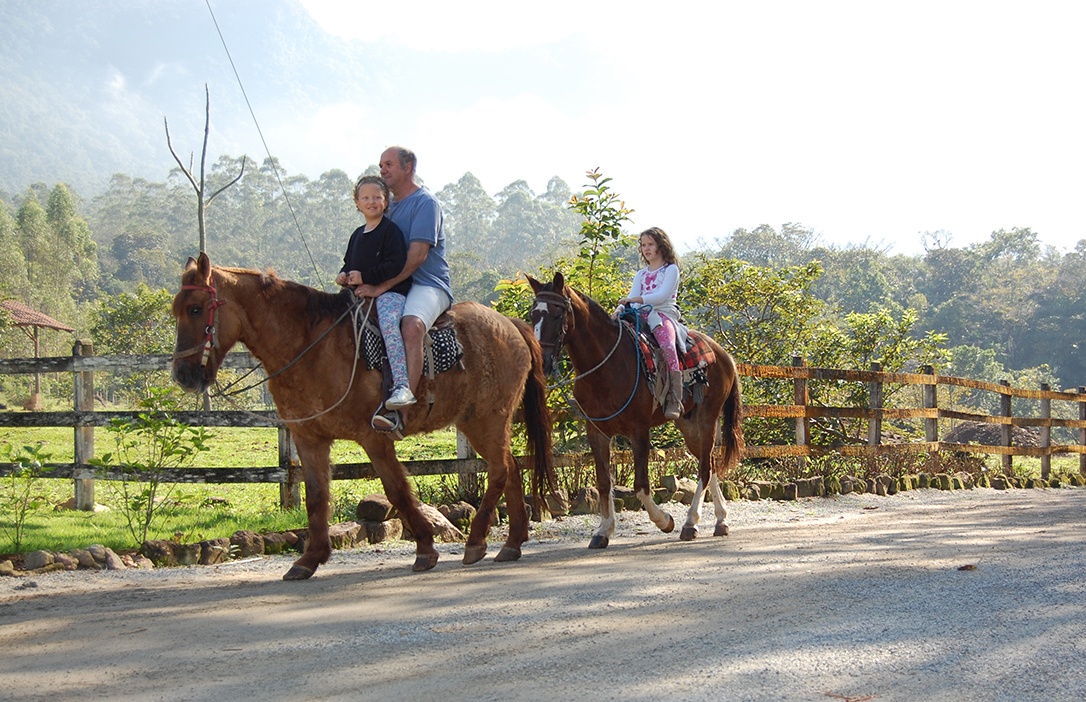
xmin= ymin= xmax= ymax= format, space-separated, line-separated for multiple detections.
xmin=371 ymin=408 xmax=404 ymax=439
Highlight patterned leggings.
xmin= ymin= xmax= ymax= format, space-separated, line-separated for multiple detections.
xmin=652 ymin=315 xmax=681 ymax=372
xmin=376 ymin=292 xmax=409 ymax=389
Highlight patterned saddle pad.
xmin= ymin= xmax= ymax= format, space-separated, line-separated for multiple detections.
xmin=361 ymin=315 xmax=464 ymax=376
xmin=622 ymin=318 xmax=716 ymax=378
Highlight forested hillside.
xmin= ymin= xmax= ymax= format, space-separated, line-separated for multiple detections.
xmin=1 ymin=160 xmax=1084 ymax=405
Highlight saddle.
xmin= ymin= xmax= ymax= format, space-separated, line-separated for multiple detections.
xmin=619 ymin=311 xmax=715 ymax=410
xmin=353 ymin=302 xmax=465 ymax=404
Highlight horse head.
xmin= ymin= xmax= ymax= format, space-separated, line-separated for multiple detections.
xmin=171 ymin=252 xmax=238 ymax=393
xmin=527 ymin=272 xmax=576 ymax=375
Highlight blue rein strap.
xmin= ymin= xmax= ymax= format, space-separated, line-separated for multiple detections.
xmin=570 ymin=305 xmax=649 ymax=423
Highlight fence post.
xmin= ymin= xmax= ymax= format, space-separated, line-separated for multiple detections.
xmin=1000 ymin=380 xmax=1013 ymax=475
xmin=867 ymin=362 xmax=882 ymax=447
xmin=72 ymin=339 xmax=95 ymax=510
xmin=278 ymin=427 xmax=300 ymax=509
xmin=922 ymin=365 xmax=938 ymax=443
xmin=1040 ymin=383 xmax=1051 ymax=480
xmin=1079 ymin=387 xmax=1086 ymax=477
xmin=457 ymin=430 xmax=478 ymax=498
xmin=793 ymin=356 xmax=808 ymax=467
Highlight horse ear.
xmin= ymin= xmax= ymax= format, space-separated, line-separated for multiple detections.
xmin=553 ymin=271 xmax=565 ymax=292
xmin=196 ymin=251 xmax=212 ymax=284
xmin=184 ymin=256 xmax=198 ymax=273
xmin=526 ymin=275 xmax=542 ymax=294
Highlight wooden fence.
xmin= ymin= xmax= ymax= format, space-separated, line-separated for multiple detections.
xmin=2 ymin=343 xmax=1085 ymax=511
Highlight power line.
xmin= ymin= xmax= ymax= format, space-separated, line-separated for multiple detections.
xmin=204 ymin=0 xmax=324 ymax=286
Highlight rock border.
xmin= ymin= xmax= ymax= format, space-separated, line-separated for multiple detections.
xmin=4 ymin=472 xmax=1084 ymax=577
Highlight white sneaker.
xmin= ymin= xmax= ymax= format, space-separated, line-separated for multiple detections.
xmin=385 ymin=386 xmax=417 ymax=410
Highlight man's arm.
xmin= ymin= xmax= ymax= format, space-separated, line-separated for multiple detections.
xmin=354 ymin=241 xmax=430 ymax=298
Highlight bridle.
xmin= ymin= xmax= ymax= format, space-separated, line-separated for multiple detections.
xmin=531 ymin=290 xmax=573 ymax=362
xmin=531 ymin=288 xmax=642 ymax=422
xmin=174 ymin=279 xmax=227 ymax=367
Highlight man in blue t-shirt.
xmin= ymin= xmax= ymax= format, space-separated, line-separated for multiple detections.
xmin=355 ymin=146 xmax=453 ymax=410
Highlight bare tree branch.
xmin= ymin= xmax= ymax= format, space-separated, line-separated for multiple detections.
xmin=164 ymin=117 xmax=199 ymax=192
xmin=207 ymin=156 xmax=246 ymax=205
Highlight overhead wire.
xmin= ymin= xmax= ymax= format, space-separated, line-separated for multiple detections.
xmin=204 ymin=0 xmax=325 ymax=286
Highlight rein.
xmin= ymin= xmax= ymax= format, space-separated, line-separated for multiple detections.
xmin=215 ymin=297 xmax=375 ymax=425
xmin=176 ymin=272 xmax=377 ymax=425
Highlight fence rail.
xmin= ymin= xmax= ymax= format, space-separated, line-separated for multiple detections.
xmin=3 ymin=344 xmax=1085 ymax=511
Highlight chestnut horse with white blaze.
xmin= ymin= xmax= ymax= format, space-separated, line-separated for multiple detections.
xmin=529 ymin=272 xmax=743 ymax=548
xmin=172 ymin=253 xmax=555 ymax=580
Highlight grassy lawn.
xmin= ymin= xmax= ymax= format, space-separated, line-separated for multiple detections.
xmin=0 ymin=424 xmax=460 ymax=557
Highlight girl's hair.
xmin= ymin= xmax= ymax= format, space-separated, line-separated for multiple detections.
xmin=354 ymin=175 xmax=390 ymax=213
xmin=639 ymin=227 xmax=678 ymax=267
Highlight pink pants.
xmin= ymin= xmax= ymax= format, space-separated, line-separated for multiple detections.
xmin=652 ymin=315 xmax=681 ymax=372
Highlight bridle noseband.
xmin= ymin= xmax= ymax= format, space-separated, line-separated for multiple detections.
xmin=174 ymin=279 xmax=227 ymax=367
xmin=532 ymin=290 xmax=573 ymax=361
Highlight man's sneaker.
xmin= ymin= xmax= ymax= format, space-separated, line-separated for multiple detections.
xmin=371 ymin=409 xmax=400 ymax=432
xmin=385 ymin=385 xmax=417 ymax=410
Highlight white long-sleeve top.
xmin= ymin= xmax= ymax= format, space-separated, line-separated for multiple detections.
xmin=625 ymin=263 xmax=689 ymax=352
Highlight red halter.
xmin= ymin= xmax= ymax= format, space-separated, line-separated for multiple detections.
xmin=176 ymin=279 xmax=227 ymax=367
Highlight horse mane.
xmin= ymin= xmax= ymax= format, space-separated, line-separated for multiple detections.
xmin=569 ymin=284 xmax=620 ymax=330
xmin=217 ymin=266 xmax=352 ymax=327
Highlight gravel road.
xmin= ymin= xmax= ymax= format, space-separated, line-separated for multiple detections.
xmin=2 ymin=487 xmax=1085 ymax=701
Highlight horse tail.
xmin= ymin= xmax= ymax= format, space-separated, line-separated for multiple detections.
xmin=512 ymin=318 xmax=558 ymax=511
xmin=716 ymin=354 xmax=745 ymax=478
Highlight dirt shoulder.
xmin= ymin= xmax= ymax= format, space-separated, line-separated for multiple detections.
xmin=2 ymin=488 xmax=1085 ymax=702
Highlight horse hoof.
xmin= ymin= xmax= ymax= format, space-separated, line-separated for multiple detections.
xmin=462 ymin=544 xmax=487 ymax=565
xmin=661 ymin=514 xmax=675 ymax=534
xmin=494 ymin=546 xmax=522 ymax=562
xmin=412 ymin=552 xmax=439 ymax=572
xmin=588 ymin=535 xmax=609 ymax=549
xmin=714 ymin=524 xmax=730 ymax=537
xmin=680 ymin=526 xmax=698 ymax=541
xmin=282 ymin=564 xmax=315 ymax=581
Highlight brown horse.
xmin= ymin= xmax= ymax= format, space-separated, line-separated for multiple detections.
xmin=172 ymin=252 xmax=554 ymax=580
xmin=528 ymin=272 xmax=743 ymax=548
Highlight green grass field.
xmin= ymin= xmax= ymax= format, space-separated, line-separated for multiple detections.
xmin=0 ymin=425 xmax=458 ymax=557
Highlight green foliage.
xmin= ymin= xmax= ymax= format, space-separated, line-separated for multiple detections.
xmin=89 ymin=386 xmax=214 ymax=546
xmin=565 ymin=168 xmax=636 ymax=299
xmin=682 ymin=255 xmax=828 ymax=365
xmin=0 ymin=442 xmax=54 ymax=552
xmin=90 ymin=285 xmax=176 ymax=403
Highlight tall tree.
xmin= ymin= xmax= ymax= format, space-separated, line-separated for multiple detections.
xmin=45 ymin=183 xmax=98 ymax=301
xmin=0 ymin=200 xmax=28 ymax=299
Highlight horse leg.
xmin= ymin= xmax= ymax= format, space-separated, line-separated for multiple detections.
xmin=457 ymin=416 xmax=527 ymax=564
xmin=362 ymin=437 xmax=440 ymax=572
xmin=631 ymin=431 xmax=675 ymax=535
xmin=708 ymin=474 xmax=729 ymax=536
xmin=462 ymin=450 xmax=509 ymax=566
xmin=679 ymin=411 xmax=728 ymax=540
xmin=494 ymin=452 xmax=529 ymax=563
xmin=283 ymin=436 xmax=334 ymax=581
xmin=587 ymin=425 xmax=616 ymax=549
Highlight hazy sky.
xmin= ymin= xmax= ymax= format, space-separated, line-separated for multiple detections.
xmin=8 ymin=1 xmax=1084 ymax=257
xmin=279 ymin=0 xmax=1086 ymax=255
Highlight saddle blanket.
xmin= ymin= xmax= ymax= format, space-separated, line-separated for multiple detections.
xmin=632 ymin=326 xmax=716 ymax=378
xmin=361 ymin=317 xmax=464 ymax=376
